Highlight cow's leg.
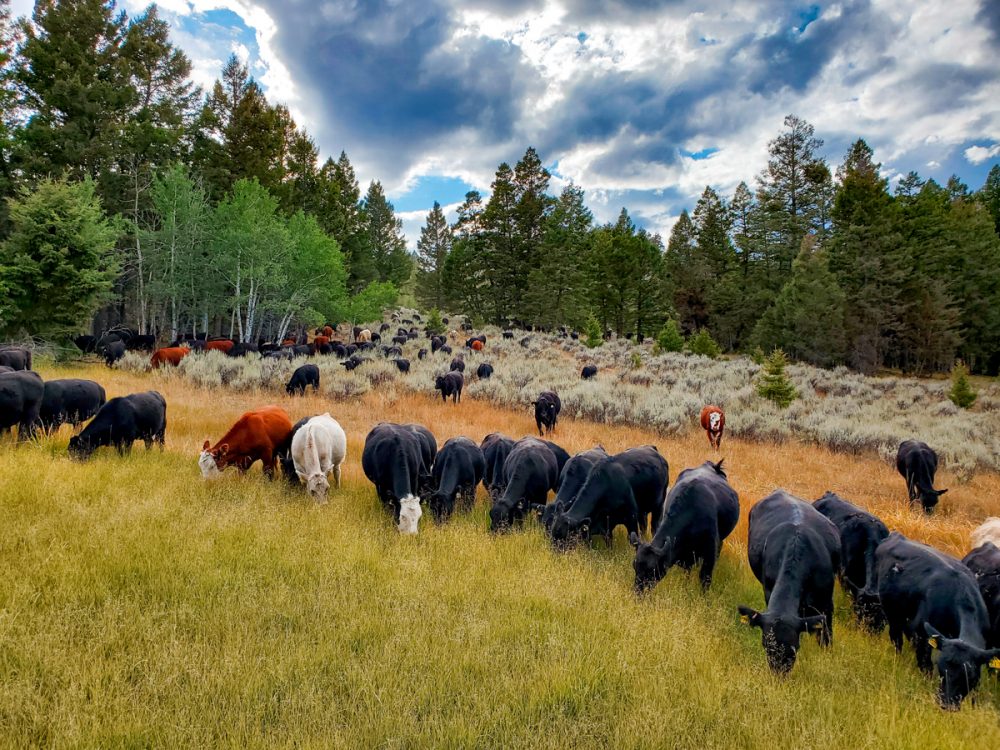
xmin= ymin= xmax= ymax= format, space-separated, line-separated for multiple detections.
xmin=888 ymin=621 xmax=904 ymax=653
xmin=699 ymin=552 xmax=717 ymax=592
xmin=333 ymin=462 xmax=342 ymax=488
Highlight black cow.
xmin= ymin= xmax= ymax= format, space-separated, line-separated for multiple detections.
xmin=361 ymin=423 xmax=426 ymax=525
xmin=431 ymin=336 xmax=445 ymax=353
xmin=227 ymin=343 xmax=259 ymax=358
xmin=962 ymin=542 xmax=1000 ymax=648
xmin=581 ymin=365 xmax=598 ymax=380
xmin=0 ymin=347 xmax=32 ymax=371
xmin=450 ymin=357 xmax=466 ymax=373
xmin=330 ymin=343 xmax=347 ymax=358
xmin=341 ymin=356 xmax=368 ymax=371
xmin=285 ymin=364 xmax=320 ymax=395
xmin=383 ymin=346 xmax=403 ymax=358
xmin=38 ymin=379 xmax=107 ymax=434
xmin=877 ymin=532 xmax=999 ymax=708
xmin=429 ymin=436 xmax=485 ymax=521
xmin=379 ymin=323 xmax=391 ymax=333
xmin=0 ymin=370 xmax=44 ymax=440
xmin=535 ymin=448 xmax=604 ymax=533
xmin=896 ymin=440 xmax=947 ymax=514
xmin=476 ymin=362 xmax=494 ymax=380
xmin=439 ymin=345 xmax=453 ymax=355
xmin=489 ymin=437 xmax=559 ymax=532
xmin=68 ymin=391 xmax=167 ymax=459
xmin=481 ymin=433 xmax=516 ymax=500
xmin=611 ymin=446 xmax=669 ymax=535
xmin=435 ymin=372 xmax=463 ymax=403
xmin=344 ymin=344 xmax=358 ymax=358
xmin=392 ymin=335 xmax=408 ymax=346
xmin=631 ymin=459 xmax=739 ymax=592
xmin=738 ymin=490 xmax=840 ymax=674
xmin=502 ymin=330 xmax=514 ymax=339
xmin=74 ymin=335 xmax=98 ymax=354
xmin=549 ymin=451 xmax=641 ymax=548
xmin=393 ymin=358 xmax=411 ymax=373
xmin=418 ymin=348 xmax=428 ymax=360
xmin=533 ymin=390 xmax=561 ymax=436
xmin=125 ymin=334 xmax=156 ymax=351
xmin=813 ymin=491 xmax=890 ymax=632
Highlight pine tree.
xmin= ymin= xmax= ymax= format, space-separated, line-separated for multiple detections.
xmin=978 ymin=164 xmax=1000 ymax=235
xmin=415 ymin=201 xmax=451 ymax=310
xmin=424 ymin=308 xmax=445 ymax=336
xmin=687 ymin=329 xmax=721 ymax=359
xmin=665 ymin=209 xmax=703 ymax=333
xmin=480 ymin=162 xmax=519 ymax=323
xmin=362 ymin=180 xmax=411 ymax=287
xmin=948 ymin=360 xmax=977 ymax=409
xmin=316 ymin=152 xmax=371 ymax=293
xmin=756 ymin=349 xmax=797 ymax=407
xmin=655 ymin=319 xmax=684 ymax=353
xmin=584 ymin=316 xmax=603 ymax=348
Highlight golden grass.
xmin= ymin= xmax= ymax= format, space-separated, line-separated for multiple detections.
xmin=0 ymin=360 xmax=997 ymax=748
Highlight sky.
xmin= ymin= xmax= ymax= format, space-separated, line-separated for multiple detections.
xmin=11 ymin=0 xmax=1000 ymax=248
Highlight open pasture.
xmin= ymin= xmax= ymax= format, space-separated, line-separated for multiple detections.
xmin=0 ymin=359 xmax=998 ymax=747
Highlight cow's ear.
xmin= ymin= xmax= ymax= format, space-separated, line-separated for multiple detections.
xmin=924 ymin=622 xmax=944 ymax=649
xmin=987 ymin=651 xmax=1000 ymax=671
xmin=628 ymin=531 xmax=641 ymax=548
xmin=800 ymin=615 xmax=826 ymax=634
xmin=737 ymin=605 xmax=761 ymax=628
xmin=218 ymin=443 xmax=229 ymax=456
xmin=202 ymin=440 xmax=210 ymax=451
xmin=936 ymin=488 xmax=949 ymax=496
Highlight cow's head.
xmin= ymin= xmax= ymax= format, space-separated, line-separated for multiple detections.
xmin=631 ymin=533 xmax=669 ymax=593
xmin=737 ymin=605 xmax=826 ymax=675
xmin=853 ymin=589 xmax=887 ymax=634
xmin=918 ymin=488 xmax=948 ymax=514
xmin=199 ymin=440 xmax=225 ymax=479
xmin=549 ymin=514 xmax=590 ymax=548
xmin=305 ymin=473 xmax=330 ymax=502
xmin=397 ymin=495 xmax=422 ymax=534
xmin=428 ymin=491 xmax=454 ymax=522
xmin=67 ymin=435 xmax=94 ymax=461
xmin=925 ymin=623 xmax=1000 ymax=709
xmin=709 ymin=411 xmax=722 ymax=431
xmin=489 ymin=496 xmax=527 ymax=533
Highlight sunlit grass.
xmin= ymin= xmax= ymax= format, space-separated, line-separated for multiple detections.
xmin=0 ymin=360 xmax=997 ymax=747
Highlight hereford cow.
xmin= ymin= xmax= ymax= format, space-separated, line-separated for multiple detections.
xmin=199 ymin=406 xmax=293 ymax=480
xmin=700 ymin=405 xmax=725 ymax=450
xmin=150 ymin=347 xmax=189 ymax=369
xmin=291 ymin=413 xmax=347 ymax=502
xmin=68 ymin=391 xmax=166 ymax=459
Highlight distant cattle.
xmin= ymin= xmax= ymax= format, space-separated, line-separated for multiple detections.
xmin=125 ymin=334 xmax=156 ymax=351
xmin=481 ymin=433 xmax=516 ymax=500
xmin=877 ymin=533 xmax=999 ymax=708
xmin=291 ymin=414 xmax=347 ymax=502
xmin=632 ymin=459 xmax=739 ymax=592
xmin=700 ymin=405 xmax=725 ymax=450
xmin=738 ymin=490 xmax=840 ymax=674
xmin=393 ymin=358 xmax=411 ymax=374
xmin=226 ymin=343 xmax=259 ymax=358
xmin=68 ymin=391 xmax=166 ymax=459
xmin=972 ymin=518 xmax=1000 ymax=549
xmin=379 ymin=323 xmax=391 ymax=333
xmin=0 ymin=370 xmax=44 ymax=440
xmin=392 ymin=335 xmax=407 ymax=346
xmin=382 ymin=346 xmax=403 ymax=358
xmin=150 ymin=347 xmax=189 ymax=369
xmin=431 ymin=336 xmax=444 ymax=353
xmin=962 ymin=542 xmax=1000 ymax=649
xmin=476 ymin=362 xmax=493 ymax=380
xmin=533 ymin=390 xmax=561 ymax=435
xmin=489 ymin=437 xmax=560 ymax=532
xmin=813 ymin=492 xmax=890 ymax=632
xmin=450 ymin=357 xmax=465 ymax=373
xmin=418 ymin=348 xmax=428 ymax=360
xmin=74 ymin=335 xmax=98 ymax=354
xmin=502 ymin=330 xmax=514 ymax=339
xmin=357 ymin=329 xmax=372 ymax=343
xmin=341 ymin=356 xmax=368 ymax=371
xmin=435 ymin=372 xmax=463 ymax=403
xmin=38 ymin=379 xmax=106 ymax=434
xmin=205 ymin=339 xmax=235 ymax=354
xmin=102 ymin=341 xmax=126 ymax=367
xmin=362 ymin=422 xmax=428 ymax=533
xmin=286 ymin=364 xmax=320 ymax=395
xmin=199 ymin=406 xmax=292 ymax=480
xmin=439 ymin=345 xmax=453 ymax=356
xmin=896 ymin=440 xmax=947 ymax=514
xmin=322 ymin=325 xmax=335 ymax=338
xmin=429 ymin=436 xmax=485 ymax=521
xmin=470 ymin=339 xmax=484 ymax=352
xmin=581 ymin=365 xmax=597 ymax=380
xmin=0 ymin=347 xmax=32 ymax=371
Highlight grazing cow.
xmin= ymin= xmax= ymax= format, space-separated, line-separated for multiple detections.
xmin=737 ymin=490 xmax=840 ymax=674
xmin=439 ymin=345 xmax=453 ymax=356
xmin=357 ymin=341 xmax=375 ymax=352
xmin=280 ymin=416 xmax=311 ymax=483
xmin=357 ymin=329 xmax=372 ymax=343
xmin=813 ymin=491 xmax=890 ymax=631
xmin=489 ymin=437 xmax=560 ymax=532
xmin=311 ymin=335 xmax=332 ymax=353
xmin=393 ymin=358 xmax=411 ymax=374
xmin=470 ymin=339 xmax=484 ymax=352
xmin=329 ymin=343 xmax=347 ymax=359
xmin=476 ymin=362 xmax=493 ymax=380
xmin=362 ymin=423 xmax=428 ymax=533
xmin=68 ymin=391 xmax=166 ymax=459
xmin=403 ymin=422 xmax=437 ymax=497
xmin=227 ymin=343 xmax=259 ymax=358
xmin=74 ymin=335 xmax=98 ymax=354
xmin=533 ymin=390 xmax=561 ymax=435
xmin=435 ymin=372 xmax=463 ymax=403
xmin=429 ymin=436 xmax=486 ymax=521
xmin=609 ymin=446 xmax=670 ymax=535
xmin=286 ymin=364 xmax=320 ymax=395
xmin=962 ymin=542 xmax=1000 ymax=648
xmin=896 ymin=440 xmax=947 ymax=514
xmin=322 ymin=325 xmax=335 ymax=338
xmin=972 ymin=518 xmax=1000 ymax=549
xmin=450 ymin=357 xmax=465 ymax=373
xmin=291 ymin=413 xmax=347 ymax=501
xmin=418 ymin=348 xmax=428 ymax=360
xmin=481 ymin=433 xmax=516 ymax=500
xmin=631 ymin=459 xmax=738 ymax=592
xmin=0 ymin=347 xmax=32 ymax=371
xmin=431 ymin=336 xmax=444 ymax=353
xmin=392 ymin=335 xmax=407 ymax=346
xmin=341 ymin=356 xmax=368 ymax=371
xmin=379 ymin=323 xmax=391 ymax=333
xmin=126 ymin=334 xmax=156 ymax=351
xmin=38 ymin=379 xmax=106 ymax=434
xmin=150 ymin=347 xmax=189 ymax=369
xmin=502 ymin=330 xmax=514 ymax=339
xmin=535 ymin=448 xmax=605 ymax=533
xmin=344 ymin=344 xmax=358 ymax=358
xmin=102 ymin=341 xmax=126 ymax=367
xmin=700 ymin=405 xmax=725 ymax=450
xmin=382 ymin=346 xmax=403 ymax=358
xmin=581 ymin=365 xmax=598 ymax=380
xmin=199 ymin=406 xmax=292 ymax=480
xmin=549 ymin=451 xmax=643 ymax=549
xmin=0 ymin=370 xmax=44 ymax=440
xmin=877 ymin=532 xmax=999 ymax=708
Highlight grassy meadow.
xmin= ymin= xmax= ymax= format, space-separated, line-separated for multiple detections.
xmin=0 ymin=359 xmax=998 ymax=747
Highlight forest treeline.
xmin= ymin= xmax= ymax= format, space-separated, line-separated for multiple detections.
xmin=414 ymin=131 xmax=1000 ymax=375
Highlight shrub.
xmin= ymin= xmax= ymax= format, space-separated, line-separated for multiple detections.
xmin=687 ymin=329 xmax=720 ymax=359
xmin=584 ymin=316 xmax=603 ymax=348
xmin=654 ymin=320 xmax=684 ymax=354
xmin=948 ymin=360 xmax=977 ymax=409
xmin=756 ymin=349 xmax=797 ymax=408
xmin=630 ymin=352 xmax=642 ymax=369
xmin=749 ymin=346 xmax=766 ymax=365
xmin=424 ymin=308 xmax=446 ymax=336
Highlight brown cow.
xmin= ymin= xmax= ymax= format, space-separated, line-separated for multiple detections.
xmin=700 ymin=405 xmax=725 ymax=450
xmin=150 ymin=347 xmax=190 ymax=369
xmin=471 ymin=339 xmax=484 ymax=352
xmin=311 ymin=335 xmax=330 ymax=353
xmin=205 ymin=340 xmax=235 ymax=354
xmin=199 ymin=405 xmax=293 ymax=480
xmin=322 ymin=325 xmax=334 ymax=338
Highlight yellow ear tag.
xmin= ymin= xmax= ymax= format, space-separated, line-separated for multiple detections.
xmin=928 ymin=637 xmax=940 ymax=650
xmin=989 ymin=656 xmax=1000 ymax=670
xmin=740 ymin=615 xmax=749 ymax=624
xmin=812 ymin=621 xmax=825 ymax=632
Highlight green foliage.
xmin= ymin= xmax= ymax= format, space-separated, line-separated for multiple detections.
xmin=687 ymin=329 xmax=721 ymax=359
xmin=630 ymin=351 xmax=642 ymax=369
xmin=584 ymin=316 xmax=603 ymax=348
xmin=948 ymin=360 xmax=977 ymax=409
xmin=0 ymin=178 xmax=118 ymax=340
xmin=363 ymin=180 xmax=412 ymax=287
xmin=749 ymin=346 xmax=766 ymax=365
xmin=424 ymin=308 xmax=446 ymax=336
xmin=414 ymin=202 xmax=452 ymax=310
xmin=756 ymin=349 xmax=798 ymax=407
xmin=655 ymin=319 xmax=685 ymax=354
xmin=343 ymin=281 xmax=398 ymax=324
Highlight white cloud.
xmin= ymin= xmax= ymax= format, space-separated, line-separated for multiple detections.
xmin=965 ymin=143 xmax=1000 ymax=165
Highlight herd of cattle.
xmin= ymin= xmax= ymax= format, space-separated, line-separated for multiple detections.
xmin=1 ymin=327 xmax=999 ymax=711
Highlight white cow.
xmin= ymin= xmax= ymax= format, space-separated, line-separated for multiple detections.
xmin=291 ymin=413 xmax=347 ymax=502
xmin=972 ymin=517 xmax=1000 ymax=549
xmin=398 ymin=495 xmax=422 ymax=534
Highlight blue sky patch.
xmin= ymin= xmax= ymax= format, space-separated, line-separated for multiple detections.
xmin=391 ymin=176 xmax=477 ymax=212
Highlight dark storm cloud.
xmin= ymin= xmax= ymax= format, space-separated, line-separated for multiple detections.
xmin=977 ymin=0 xmax=1000 ymax=45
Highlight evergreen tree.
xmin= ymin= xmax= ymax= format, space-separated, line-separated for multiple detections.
xmin=443 ymin=190 xmax=486 ymax=315
xmin=316 ymin=152 xmax=371 ymax=292
xmin=978 ymin=164 xmax=1000 ymax=235
xmin=361 ymin=180 xmax=411 ymax=287
xmin=424 ymin=308 xmax=445 ymax=336
xmin=584 ymin=315 xmax=603 ymax=348
xmin=480 ymin=162 xmax=519 ymax=323
xmin=756 ymin=349 xmax=797 ymax=407
xmin=0 ymin=177 xmax=118 ymax=340
xmin=0 ymin=0 xmax=21 ymax=233
xmin=665 ymin=209 xmax=703 ymax=333
xmin=948 ymin=360 xmax=977 ymax=409
xmin=687 ymin=329 xmax=721 ymax=359
xmin=414 ymin=201 xmax=451 ymax=310
xmin=655 ymin=319 xmax=684 ymax=353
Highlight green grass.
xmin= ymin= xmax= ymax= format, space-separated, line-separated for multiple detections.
xmin=1 ymin=435 xmax=998 ymax=749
